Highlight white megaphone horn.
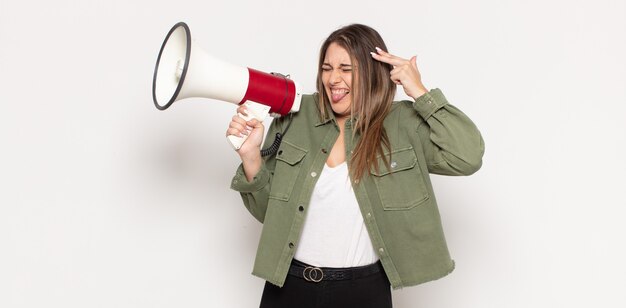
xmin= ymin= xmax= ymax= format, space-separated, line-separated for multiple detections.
xmin=152 ymin=22 xmax=302 ymax=150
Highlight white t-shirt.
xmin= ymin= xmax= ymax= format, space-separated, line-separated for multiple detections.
xmin=294 ymin=162 xmax=379 ymax=267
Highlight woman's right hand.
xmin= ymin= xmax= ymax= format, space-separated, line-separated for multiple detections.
xmin=226 ymin=105 xmax=265 ymax=161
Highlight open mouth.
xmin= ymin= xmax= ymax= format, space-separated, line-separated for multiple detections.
xmin=330 ymin=88 xmax=350 ymax=103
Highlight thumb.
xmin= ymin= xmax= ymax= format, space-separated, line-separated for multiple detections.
xmin=410 ymin=56 xmax=417 ymax=67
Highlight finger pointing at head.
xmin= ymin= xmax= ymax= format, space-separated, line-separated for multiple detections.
xmin=370 ymin=48 xmax=408 ymax=67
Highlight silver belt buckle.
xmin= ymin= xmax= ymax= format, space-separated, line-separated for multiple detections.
xmin=303 ymin=266 xmax=324 ymax=282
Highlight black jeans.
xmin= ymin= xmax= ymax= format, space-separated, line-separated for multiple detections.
xmin=259 ymin=260 xmax=393 ymax=308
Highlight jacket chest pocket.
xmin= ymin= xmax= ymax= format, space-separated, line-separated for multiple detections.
xmin=269 ymin=141 xmax=308 ymax=201
xmin=370 ymin=146 xmax=429 ymax=210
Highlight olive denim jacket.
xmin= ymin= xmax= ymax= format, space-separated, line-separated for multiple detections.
xmin=230 ymin=89 xmax=484 ymax=289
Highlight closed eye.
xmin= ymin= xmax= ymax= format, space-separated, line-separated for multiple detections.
xmin=322 ymin=63 xmax=353 ymax=72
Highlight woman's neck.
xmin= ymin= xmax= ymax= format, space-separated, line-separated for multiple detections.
xmin=335 ymin=115 xmax=348 ymax=130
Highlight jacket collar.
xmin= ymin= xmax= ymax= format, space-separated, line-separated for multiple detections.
xmin=313 ymin=93 xmax=336 ymax=127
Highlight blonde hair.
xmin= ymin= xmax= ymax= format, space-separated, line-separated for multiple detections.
xmin=316 ymin=24 xmax=396 ymax=181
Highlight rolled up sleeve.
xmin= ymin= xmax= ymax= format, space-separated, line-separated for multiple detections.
xmin=230 ymin=162 xmax=271 ymax=193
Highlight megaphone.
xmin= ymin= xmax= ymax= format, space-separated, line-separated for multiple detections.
xmin=152 ymin=22 xmax=302 ymax=150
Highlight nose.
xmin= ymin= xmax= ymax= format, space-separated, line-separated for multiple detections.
xmin=329 ymin=69 xmax=342 ymax=84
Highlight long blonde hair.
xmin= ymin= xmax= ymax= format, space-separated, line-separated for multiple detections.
xmin=316 ymin=24 xmax=397 ymax=181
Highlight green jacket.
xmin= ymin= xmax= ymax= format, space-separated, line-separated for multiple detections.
xmin=230 ymin=89 xmax=484 ymax=289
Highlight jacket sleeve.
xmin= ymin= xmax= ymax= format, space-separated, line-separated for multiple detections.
xmin=229 ymin=116 xmax=284 ymax=223
xmin=413 ymin=88 xmax=485 ymax=176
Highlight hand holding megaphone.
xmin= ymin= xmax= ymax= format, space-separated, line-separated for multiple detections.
xmin=152 ymin=22 xmax=302 ymax=150
xmin=227 ymin=105 xmax=266 ymax=154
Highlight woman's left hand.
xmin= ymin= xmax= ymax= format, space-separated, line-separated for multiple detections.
xmin=371 ymin=47 xmax=428 ymax=100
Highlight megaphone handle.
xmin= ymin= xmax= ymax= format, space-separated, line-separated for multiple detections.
xmin=227 ymin=101 xmax=271 ymax=150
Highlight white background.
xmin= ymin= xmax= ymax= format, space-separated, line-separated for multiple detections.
xmin=1 ymin=0 xmax=625 ymax=307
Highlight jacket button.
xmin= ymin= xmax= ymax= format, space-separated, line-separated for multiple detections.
xmin=298 ymin=205 xmax=304 ymax=212
xmin=311 ymin=172 xmax=317 ymax=177
xmin=390 ymin=161 xmax=397 ymax=169
xmin=321 ymin=149 xmax=328 ymax=154
xmin=366 ymin=213 xmax=371 ymax=219
xmin=278 ymin=150 xmax=283 ymax=155
xmin=379 ymin=248 xmax=385 ymax=254
xmin=289 ymin=242 xmax=295 ymax=248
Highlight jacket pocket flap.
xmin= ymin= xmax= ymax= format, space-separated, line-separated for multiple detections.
xmin=370 ymin=146 xmax=417 ymax=177
xmin=275 ymin=141 xmax=308 ymax=166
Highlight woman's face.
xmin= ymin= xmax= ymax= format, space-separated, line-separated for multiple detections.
xmin=322 ymin=42 xmax=354 ymax=118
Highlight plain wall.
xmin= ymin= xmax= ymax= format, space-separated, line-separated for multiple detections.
xmin=1 ymin=0 xmax=625 ymax=307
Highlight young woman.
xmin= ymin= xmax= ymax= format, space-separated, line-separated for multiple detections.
xmin=227 ymin=24 xmax=484 ymax=308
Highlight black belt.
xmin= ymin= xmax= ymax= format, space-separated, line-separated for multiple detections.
xmin=288 ymin=259 xmax=384 ymax=283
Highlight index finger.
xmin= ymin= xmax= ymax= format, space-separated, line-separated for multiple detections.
xmin=237 ymin=105 xmax=249 ymax=117
xmin=370 ymin=51 xmax=407 ymax=67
